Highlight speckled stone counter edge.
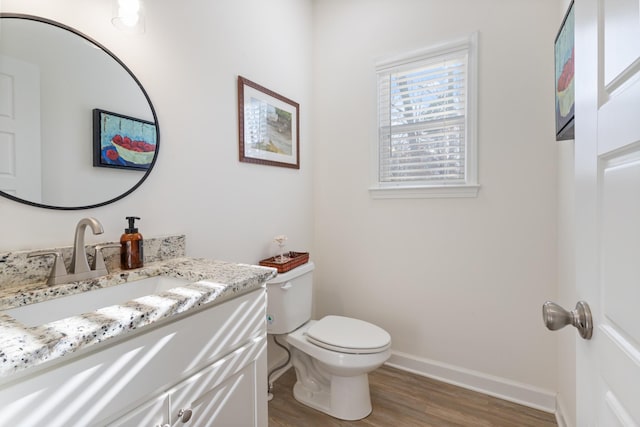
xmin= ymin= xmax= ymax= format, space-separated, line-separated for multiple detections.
xmin=0 ymin=241 xmax=277 ymax=379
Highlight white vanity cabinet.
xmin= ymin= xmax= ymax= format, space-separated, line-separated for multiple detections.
xmin=108 ymin=334 xmax=267 ymax=427
xmin=0 ymin=287 xmax=268 ymax=427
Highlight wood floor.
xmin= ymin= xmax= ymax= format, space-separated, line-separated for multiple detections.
xmin=268 ymin=366 xmax=557 ymax=427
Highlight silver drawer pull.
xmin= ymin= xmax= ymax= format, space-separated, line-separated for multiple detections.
xmin=178 ymin=408 xmax=193 ymax=423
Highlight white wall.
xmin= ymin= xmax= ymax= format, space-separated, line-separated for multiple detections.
xmin=312 ymin=0 xmax=559 ymax=409
xmin=1 ymin=0 xmax=570 ymax=416
xmin=0 ymin=0 xmax=314 ymax=265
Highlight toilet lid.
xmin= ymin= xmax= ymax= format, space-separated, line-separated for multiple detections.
xmin=305 ymin=315 xmax=391 ymax=354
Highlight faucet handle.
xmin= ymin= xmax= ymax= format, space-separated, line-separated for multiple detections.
xmin=28 ymin=251 xmax=68 ymax=285
xmin=92 ymin=243 xmax=120 ymax=273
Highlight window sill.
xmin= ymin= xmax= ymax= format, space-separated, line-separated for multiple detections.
xmin=368 ymin=184 xmax=480 ymax=199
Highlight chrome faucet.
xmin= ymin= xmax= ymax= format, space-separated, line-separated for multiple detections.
xmin=70 ymin=217 xmax=104 ymax=276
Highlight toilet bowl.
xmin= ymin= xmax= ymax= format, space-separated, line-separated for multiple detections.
xmin=287 ymin=316 xmax=391 ymax=420
xmin=266 ymin=262 xmax=391 ymax=420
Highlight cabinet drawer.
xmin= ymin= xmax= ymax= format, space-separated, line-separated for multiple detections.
xmin=169 ymin=335 xmax=266 ymax=426
xmin=107 ymin=393 xmax=169 ymax=427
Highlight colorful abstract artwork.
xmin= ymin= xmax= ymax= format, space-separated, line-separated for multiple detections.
xmin=555 ymin=1 xmax=575 ymax=141
xmin=93 ymin=109 xmax=157 ymax=170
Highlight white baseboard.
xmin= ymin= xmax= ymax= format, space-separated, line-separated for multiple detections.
xmin=386 ymin=351 xmax=557 ymax=414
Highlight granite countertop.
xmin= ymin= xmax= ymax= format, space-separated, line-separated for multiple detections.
xmin=0 ymin=257 xmax=277 ymax=379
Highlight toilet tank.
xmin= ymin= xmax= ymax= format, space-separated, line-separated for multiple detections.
xmin=265 ymin=261 xmax=315 ymax=334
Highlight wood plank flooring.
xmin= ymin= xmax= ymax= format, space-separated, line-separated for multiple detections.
xmin=268 ymin=366 xmax=557 ymax=427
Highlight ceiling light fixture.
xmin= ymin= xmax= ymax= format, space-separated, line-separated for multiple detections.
xmin=112 ymin=0 xmax=145 ymax=34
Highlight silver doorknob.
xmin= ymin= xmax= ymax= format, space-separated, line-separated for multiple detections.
xmin=542 ymin=301 xmax=593 ymax=340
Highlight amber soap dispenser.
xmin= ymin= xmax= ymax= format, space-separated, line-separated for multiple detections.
xmin=121 ymin=216 xmax=144 ymax=270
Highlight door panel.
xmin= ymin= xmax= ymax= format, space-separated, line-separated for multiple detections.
xmin=601 ymin=390 xmax=636 ymax=426
xmin=602 ymin=0 xmax=640 ymax=85
xmin=171 ymin=365 xmax=256 ymax=427
xmin=601 ymin=152 xmax=640 ymax=340
xmin=169 ymin=337 xmax=266 ymax=427
xmin=576 ymin=0 xmax=640 ymax=424
xmin=598 ymin=80 xmax=640 ymax=154
xmin=0 ymin=54 xmax=41 ymax=200
xmin=599 ymin=325 xmax=640 ymax=423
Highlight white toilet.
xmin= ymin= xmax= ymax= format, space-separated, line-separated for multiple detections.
xmin=266 ymin=262 xmax=391 ymax=421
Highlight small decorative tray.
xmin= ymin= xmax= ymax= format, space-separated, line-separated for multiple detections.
xmin=259 ymin=251 xmax=309 ymax=273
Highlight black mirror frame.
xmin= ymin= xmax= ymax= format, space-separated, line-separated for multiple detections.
xmin=0 ymin=13 xmax=160 ymax=210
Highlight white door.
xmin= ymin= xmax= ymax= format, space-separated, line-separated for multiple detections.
xmin=574 ymin=0 xmax=640 ymax=425
xmin=0 ymin=54 xmax=41 ymax=201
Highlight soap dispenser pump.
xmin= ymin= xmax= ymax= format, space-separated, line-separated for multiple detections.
xmin=121 ymin=216 xmax=143 ymax=270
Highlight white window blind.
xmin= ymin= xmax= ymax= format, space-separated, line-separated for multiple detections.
xmin=372 ymin=35 xmax=478 ymax=198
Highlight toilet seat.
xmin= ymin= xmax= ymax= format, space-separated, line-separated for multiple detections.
xmin=305 ymin=315 xmax=391 ymax=354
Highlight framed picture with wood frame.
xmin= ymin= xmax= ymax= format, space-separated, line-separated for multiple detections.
xmin=237 ymin=76 xmax=300 ymax=169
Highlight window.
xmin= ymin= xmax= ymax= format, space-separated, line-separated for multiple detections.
xmin=370 ymin=33 xmax=479 ymax=199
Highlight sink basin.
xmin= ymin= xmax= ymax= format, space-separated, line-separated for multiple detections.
xmin=3 ymin=275 xmax=190 ymax=327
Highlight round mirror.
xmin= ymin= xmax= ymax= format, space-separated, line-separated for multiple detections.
xmin=0 ymin=14 xmax=159 ymax=210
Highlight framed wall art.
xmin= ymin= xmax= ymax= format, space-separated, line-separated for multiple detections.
xmin=554 ymin=0 xmax=575 ymax=141
xmin=93 ymin=108 xmax=157 ymax=170
xmin=237 ymin=76 xmax=300 ymax=169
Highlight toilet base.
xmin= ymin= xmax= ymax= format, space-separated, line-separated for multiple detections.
xmin=292 ymin=372 xmax=372 ymax=421
xmin=284 ymin=320 xmax=390 ymax=421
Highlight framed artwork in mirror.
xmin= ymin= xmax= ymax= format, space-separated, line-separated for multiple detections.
xmin=237 ymin=76 xmax=300 ymax=169
xmin=93 ymin=109 xmax=157 ymax=170
xmin=554 ymin=0 xmax=575 ymax=141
